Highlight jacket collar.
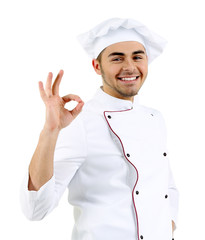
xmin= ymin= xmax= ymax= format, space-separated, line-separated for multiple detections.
xmin=93 ymin=87 xmax=140 ymax=111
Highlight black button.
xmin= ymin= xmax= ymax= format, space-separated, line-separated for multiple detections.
xmin=165 ymin=194 xmax=168 ymax=199
xmin=108 ymin=115 xmax=111 ymax=119
xmin=163 ymin=152 xmax=167 ymax=157
xmin=140 ymin=235 xmax=143 ymax=239
xmin=126 ymin=153 xmax=130 ymax=157
xmin=151 ymin=113 xmax=154 ymax=116
xmin=136 ymin=191 xmax=139 ymax=195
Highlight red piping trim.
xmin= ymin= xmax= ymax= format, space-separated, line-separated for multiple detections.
xmin=103 ymin=109 xmax=140 ymax=240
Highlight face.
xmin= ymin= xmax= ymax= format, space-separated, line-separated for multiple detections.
xmin=92 ymin=41 xmax=148 ymax=101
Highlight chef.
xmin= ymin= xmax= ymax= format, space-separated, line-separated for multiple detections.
xmin=20 ymin=18 xmax=179 ymax=240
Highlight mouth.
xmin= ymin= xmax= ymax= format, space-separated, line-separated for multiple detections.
xmin=117 ymin=76 xmax=140 ymax=82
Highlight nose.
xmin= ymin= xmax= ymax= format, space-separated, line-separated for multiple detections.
xmin=122 ymin=59 xmax=136 ymax=72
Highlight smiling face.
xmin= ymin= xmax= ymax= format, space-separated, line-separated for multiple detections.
xmin=92 ymin=41 xmax=148 ymax=101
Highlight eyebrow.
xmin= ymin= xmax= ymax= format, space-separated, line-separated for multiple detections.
xmin=108 ymin=50 xmax=146 ymax=58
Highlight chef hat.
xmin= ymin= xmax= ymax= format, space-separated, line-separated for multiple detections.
xmin=77 ymin=18 xmax=167 ymax=63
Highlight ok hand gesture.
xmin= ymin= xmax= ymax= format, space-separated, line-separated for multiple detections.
xmin=39 ymin=70 xmax=84 ymax=132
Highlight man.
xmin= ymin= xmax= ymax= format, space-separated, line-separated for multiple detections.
xmin=21 ymin=18 xmax=179 ymax=240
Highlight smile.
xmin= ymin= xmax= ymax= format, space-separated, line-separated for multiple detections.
xmin=117 ymin=76 xmax=140 ymax=81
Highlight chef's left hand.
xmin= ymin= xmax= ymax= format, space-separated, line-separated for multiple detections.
xmin=172 ymin=220 xmax=175 ymax=233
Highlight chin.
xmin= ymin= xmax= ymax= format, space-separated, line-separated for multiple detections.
xmin=118 ymin=89 xmax=139 ymax=98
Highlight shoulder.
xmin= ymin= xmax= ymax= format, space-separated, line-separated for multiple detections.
xmin=139 ymin=104 xmax=164 ymax=117
xmin=139 ymin=105 xmax=167 ymax=128
xmin=57 ymin=114 xmax=85 ymax=145
xmin=76 ymin=97 xmax=105 ymax=122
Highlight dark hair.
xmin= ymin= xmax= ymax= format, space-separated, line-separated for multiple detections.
xmin=96 ymin=49 xmax=105 ymax=64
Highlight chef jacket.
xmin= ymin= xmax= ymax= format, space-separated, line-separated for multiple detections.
xmin=20 ymin=87 xmax=179 ymax=240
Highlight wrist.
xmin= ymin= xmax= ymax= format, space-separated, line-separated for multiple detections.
xmin=41 ymin=125 xmax=61 ymax=136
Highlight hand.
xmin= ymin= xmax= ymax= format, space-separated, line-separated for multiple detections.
xmin=172 ymin=220 xmax=175 ymax=232
xmin=39 ymin=70 xmax=84 ymax=131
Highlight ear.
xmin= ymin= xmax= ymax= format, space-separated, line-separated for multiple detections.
xmin=92 ymin=59 xmax=102 ymax=75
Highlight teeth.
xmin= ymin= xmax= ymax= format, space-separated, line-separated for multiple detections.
xmin=120 ymin=77 xmax=137 ymax=81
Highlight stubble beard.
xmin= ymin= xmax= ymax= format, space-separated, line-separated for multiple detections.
xmin=101 ymin=70 xmax=139 ymax=98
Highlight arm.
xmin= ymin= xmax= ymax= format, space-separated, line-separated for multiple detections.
xmin=28 ymin=70 xmax=84 ymax=191
xmin=28 ymin=127 xmax=59 ymax=191
xmin=21 ymin=114 xmax=87 ymax=221
xmin=169 ymin=164 xmax=179 ymax=236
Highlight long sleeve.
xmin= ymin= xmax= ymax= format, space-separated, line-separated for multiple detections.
xmin=20 ymin=116 xmax=87 ymax=221
xmin=157 ymin=111 xmax=179 ymax=229
xmin=160 ymin=113 xmax=179 ymax=229
xmin=168 ymin=162 xmax=179 ymax=229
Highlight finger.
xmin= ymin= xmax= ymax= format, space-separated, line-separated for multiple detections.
xmin=62 ymin=94 xmax=83 ymax=104
xmin=45 ymin=72 xmax=53 ymax=97
xmin=52 ymin=69 xmax=64 ymax=95
xmin=70 ymin=101 xmax=84 ymax=118
xmin=38 ymin=81 xmax=47 ymax=101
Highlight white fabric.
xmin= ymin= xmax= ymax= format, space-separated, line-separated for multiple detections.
xmin=77 ymin=18 xmax=167 ymax=63
xmin=93 ymin=27 xmax=146 ymax=59
xmin=20 ymin=88 xmax=179 ymax=240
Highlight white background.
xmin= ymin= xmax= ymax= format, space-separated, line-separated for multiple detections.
xmin=0 ymin=0 xmax=204 ymax=239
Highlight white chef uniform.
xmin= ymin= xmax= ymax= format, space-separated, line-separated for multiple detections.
xmin=20 ymin=87 xmax=179 ymax=240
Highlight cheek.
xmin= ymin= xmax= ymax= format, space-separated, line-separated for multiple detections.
xmin=138 ymin=63 xmax=148 ymax=75
xmin=110 ymin=65 xmax=122 ymax=76
xmin=105 ymin=66 xmax=121 ymax=78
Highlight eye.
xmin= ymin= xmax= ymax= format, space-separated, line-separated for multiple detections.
xmin=133 ymin=55 xmax=143 ymax=60
xmin=112 ymin=57 xmax=123 ymax=62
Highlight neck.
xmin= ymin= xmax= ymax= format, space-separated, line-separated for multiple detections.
xmin=101 ymin=86 xmax=135 ymax=102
